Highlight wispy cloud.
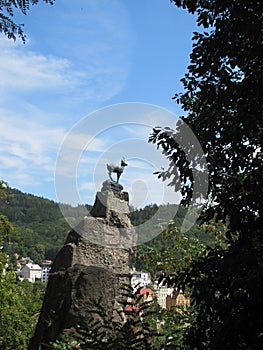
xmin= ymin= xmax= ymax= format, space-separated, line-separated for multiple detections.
xmin=54 ymin=134 xmax=107 ymax=179
xmin=0 ymin=109 xmax=65 ymax=186
xmin=0 ymin=38 xmax=72 ymax=91
xmin=0 ymin=37 xmax=126 ymax=108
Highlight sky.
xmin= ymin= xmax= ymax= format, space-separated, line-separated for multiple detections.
xmin=0 ymin=0 xmax=198 ymax=208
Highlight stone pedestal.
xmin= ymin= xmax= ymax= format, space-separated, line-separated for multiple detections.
xmin=29 ymin=190 xmax=137 ymax=350
xmin=101 ymin=179 xmax=123 ymax=192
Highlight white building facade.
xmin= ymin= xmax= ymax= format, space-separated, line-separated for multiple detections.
xmin=20 ymin=263 xmax=42 ymax=283
xmin=131 ymin=269 xmax=151 ymax=290
xmin=154 ymin=284 xmax=174 ymax=309
xmin=41 ymin=260 xmax=52 ymax=283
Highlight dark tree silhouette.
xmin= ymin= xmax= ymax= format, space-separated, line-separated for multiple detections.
xmin=150 ymin=1 xmax=263 ymax=348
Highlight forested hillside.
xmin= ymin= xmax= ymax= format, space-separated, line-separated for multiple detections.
xmin=0 ymin=188 xmax=90 ymax=263
xmin=0 ymin=187 xmax=220 ymax=269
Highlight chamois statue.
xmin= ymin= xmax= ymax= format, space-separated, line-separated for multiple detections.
xmin=107 ymin=158 xmax=128 ymax=183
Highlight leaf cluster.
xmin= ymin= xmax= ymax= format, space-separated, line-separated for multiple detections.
xmin=0 ymin=0 xmax=55 ymax=42
xmin=170 ymin=235 xmax=263 ymax=349
xmin=0 ymin=252 xmax=45 ymax=349
xmin=136 ymin=210 xmax=226 ymax=276
xmin=168 ymin=0 xmax=263 ymax=238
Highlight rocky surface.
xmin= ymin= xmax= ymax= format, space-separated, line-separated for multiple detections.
xmin=101 ymin=179 xmax=123 ymax=192
xmin=29 ymin=190 xmax=136 ymax=350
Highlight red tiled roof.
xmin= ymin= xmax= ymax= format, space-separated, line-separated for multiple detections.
xmin=140 ymin=287 xmax=154 ymax=296
xmin=125 ymin=305 xmax=140 ymax=312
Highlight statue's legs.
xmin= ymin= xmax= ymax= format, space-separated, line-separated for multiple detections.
xmin=108 ymin=172 xmax=113 ymax=181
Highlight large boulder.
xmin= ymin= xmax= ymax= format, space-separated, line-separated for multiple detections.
xmin=29 ymin=190 xmax=136 ymax=349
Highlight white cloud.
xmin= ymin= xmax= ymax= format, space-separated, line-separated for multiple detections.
xmin=0 ymin=39 xmax=72 ymax=91
xmin=0 ymin=113 xmax=64 ymax=153
xmin=0 ymin=37 xmax=122 ymax=108
xmin=0 ymin=109 xmax=65 ymax=186
xmin=7 ymin=172 xmax=40 ymax=187
xmin=0 ymin=154 xmax=26 ymax=170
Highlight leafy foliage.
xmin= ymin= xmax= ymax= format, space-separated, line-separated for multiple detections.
xmin=0 ymin=253 xmax=45 ymax=349
xmin=155 ymin=308 xmax=190 ymax=350
xmin=0 ymin=180 xmax=8 ymax=202
xmin=136 ymin=215 xmax=226 ymax=276
xmin=0 ymin=0 xmax=55 ymax=42
xmin=0 ymin=213 xmax=14 ymax=245
xmin=174 ymin=239 xmax=263 ymax=349
xmin=0 ymin=181 xmax=15 ymax=246
xmin=149 ymin=1 xmax=263 ymax=348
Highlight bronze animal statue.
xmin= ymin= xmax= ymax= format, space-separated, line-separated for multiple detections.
xmin=107 ymin=158 xmax=128 ymax=183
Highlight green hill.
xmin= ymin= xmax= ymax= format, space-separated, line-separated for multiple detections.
xmin=0 ymin=187 xmax=90 ymax=263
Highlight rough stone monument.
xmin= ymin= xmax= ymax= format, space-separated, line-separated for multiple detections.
xmin=29 ymin=160 xmax=136 ymax=349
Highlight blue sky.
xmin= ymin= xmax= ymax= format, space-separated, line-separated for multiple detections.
xmin=0 ymin=0 xmax=198 ymax=207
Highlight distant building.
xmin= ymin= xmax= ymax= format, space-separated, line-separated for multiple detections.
xmin=131 ymin=268 xmax=151 ymax=290
xmin=20 ymin=263 xmax=42 ymax=282
xmin=139 ymin=287 xmax=154 ymax=302
xmin=166 ymin=290 xmax=190 ymax=310
xmin=41 ymin=260 xmax=52 ymax=283
xmin=18 ymin=256 xmax=34 ymax=269
xmin=154 ymin=285 xmax=174 ymax=309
